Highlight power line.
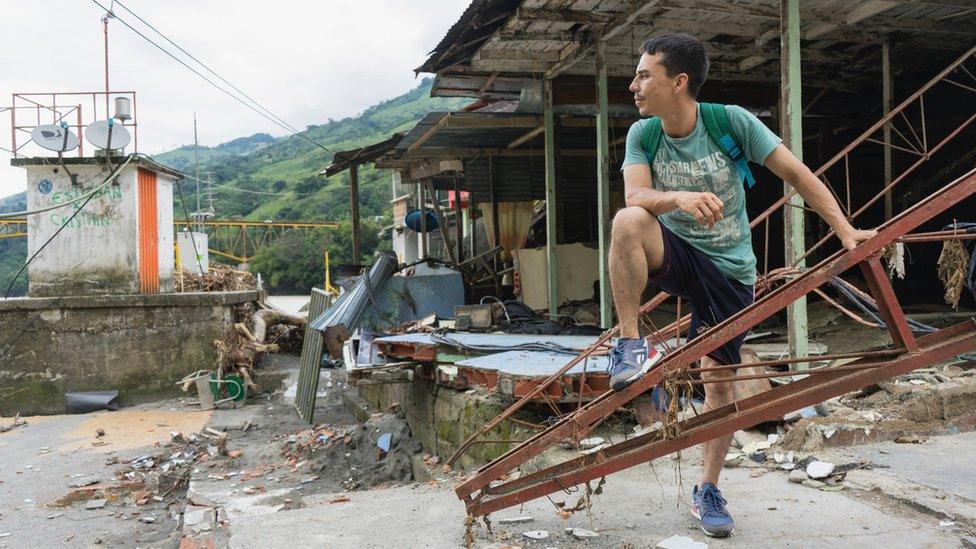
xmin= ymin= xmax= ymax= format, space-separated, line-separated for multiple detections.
xmin=111 ymin=0 xmax=313 ymax=145
xmin=89 ymin=0 xmax=336 ymax=156
xmin=138 ymin=153 xmax=322 ymax=196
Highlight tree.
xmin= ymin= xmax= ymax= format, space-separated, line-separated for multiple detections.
xmin=248 ymin=218 xmax=391 ymax=293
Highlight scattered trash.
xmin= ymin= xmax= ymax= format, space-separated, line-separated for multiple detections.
xmin=139 ymin=515 xmax=156 ymax=524
xmin=939 ymin=520 xmax=956 ymax=527
xmin=0 ymin=414 xmax=27 ymax=433
xmin=498 ymin=516 xmax=534 ymax=525
xmin=523 ymin=530 xmax=549 ymax=540
xmin=656 ymin=534 xmax=708 ymax=548
xmin=806 ymin=461 xmax=835 ymax=479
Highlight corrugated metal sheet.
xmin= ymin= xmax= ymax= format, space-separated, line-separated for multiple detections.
xmin=309 ymin=254 xmax=398 ymax=335
xmin=294 ymin=288 xmax=332 ymax=423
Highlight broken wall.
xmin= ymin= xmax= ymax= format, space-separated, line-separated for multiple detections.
xmin=0 ymin=291 xmax=257 ymax=415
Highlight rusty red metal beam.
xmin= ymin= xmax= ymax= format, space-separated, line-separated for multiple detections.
xmin=455 ymin=168 xmax=976 ymax=509
xmin=466 ymin=320 xmax=976 ymax=516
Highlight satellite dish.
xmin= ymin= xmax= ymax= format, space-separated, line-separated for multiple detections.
xmin=31 ymin=124 xmax=79 ymax=152
xmin=84 ymin=119 xmax=131 ymax=150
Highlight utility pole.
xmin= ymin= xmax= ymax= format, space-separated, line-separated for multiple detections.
xmin=193 ymin=113 xmax=200 ymax=231
xmin=102 ymin=9 xmax=113 ymax=118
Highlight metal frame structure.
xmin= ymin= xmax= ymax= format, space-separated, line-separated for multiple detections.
xmin=457 ymin=167 xmax=976 ymax=517
xmin=450 ymin=45 xmax=976 ymax=517
xmin=5 ymin=91 xmax=139 ymax=157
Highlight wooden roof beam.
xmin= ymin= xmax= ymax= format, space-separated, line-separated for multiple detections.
xmin=515 ymin=7 xmax=611 ymax=25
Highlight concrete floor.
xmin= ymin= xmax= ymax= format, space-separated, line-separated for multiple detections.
xmin=3 ymin=356 xmax=975 ymax=548
xmin=226 ymin=460 xmax=964 ymax=548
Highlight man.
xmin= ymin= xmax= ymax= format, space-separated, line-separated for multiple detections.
xmin=607 ymin=33 xmax=876 ymax=538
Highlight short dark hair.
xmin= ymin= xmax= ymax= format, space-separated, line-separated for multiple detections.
xmin=640 ymin=33 xmax=709 ymax=98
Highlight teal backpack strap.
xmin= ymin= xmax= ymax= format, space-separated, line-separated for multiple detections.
xmin=639 ymin=117 xmax=664 ymax=166
xmin=700 ymin=102 xmax=756 ymax=188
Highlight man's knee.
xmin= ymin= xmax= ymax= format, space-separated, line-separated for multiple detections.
xmin=612 ymin=206 xmax=657 ymax=240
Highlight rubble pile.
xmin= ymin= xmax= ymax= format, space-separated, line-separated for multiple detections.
xmin=114 ymin=429 xmax=231 ymax=498
xmin=778 ymin=364 xmax=976 ymax=451
xmin=280 ymin=412 xmax=422 ymax=491
xmin=214 ymin=323 xmax=278 ymax=392
xmin=177 ymin=265 xmax=257 ymax=292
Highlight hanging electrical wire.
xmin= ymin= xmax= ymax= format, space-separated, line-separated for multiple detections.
xmin=0 ymin=157 xmax=130 ymax=219
xmin=89 ymin=0 xmax=336 ymax=156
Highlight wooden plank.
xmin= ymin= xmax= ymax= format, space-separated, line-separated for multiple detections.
xmin=507 ymin=125 xmax=545 ymax=149
xmin=516 ymin=7 xmax=611 ymax=24
xmin=423 ymin=179 xmax=460 ymax=268
xmin=595 ymin=40 xmax=612 ymax=329
xmin=781 ymin=0 xmax=809 ymax=368
xmin=349 ymin=162 xmax=361 ymax=263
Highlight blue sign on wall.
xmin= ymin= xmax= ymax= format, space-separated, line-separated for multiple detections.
xmin=37 ymin=179 xmax=53 ymax=195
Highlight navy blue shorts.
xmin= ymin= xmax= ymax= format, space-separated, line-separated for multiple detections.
xmin=648 ymin=224 xmax=754 ymax=366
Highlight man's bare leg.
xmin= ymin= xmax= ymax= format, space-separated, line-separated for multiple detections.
xmin=699 ymin=355 xmax=737 ymax=486
xmin=609 ymin=206 xmax=666 ymax=339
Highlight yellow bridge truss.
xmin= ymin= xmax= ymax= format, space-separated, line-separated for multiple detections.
xmin=0 ymin=218 xmax=337 ymax=263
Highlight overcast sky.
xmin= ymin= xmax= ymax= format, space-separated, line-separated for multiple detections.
xmin=0 ymin=0 xmax=469 ymax=199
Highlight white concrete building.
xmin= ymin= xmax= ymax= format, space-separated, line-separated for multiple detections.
xmin=13 ymin=156 xmax=183 ymax=296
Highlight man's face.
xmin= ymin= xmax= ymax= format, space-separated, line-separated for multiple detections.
xmin=629 ymin=52 xmax=682 ymax=117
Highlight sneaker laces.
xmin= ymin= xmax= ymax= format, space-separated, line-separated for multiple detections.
xmin=698 ymin=488 xmax=730 ymax=518
xmin=609 ymin=345 xmax=628 ymax=376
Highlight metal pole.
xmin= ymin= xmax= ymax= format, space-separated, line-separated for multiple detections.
xmin=193 ymin=113 xmax=200 ymax=231
xmin=883 ymin=41 xmax=894 ymax=220
xmin=544 ymin=78 xmax=559 ymax=320
xmin=595 ymin=39 xmax=613 ymax=328
xmin=349 ymin=162 xmax=361 ymax=264
xmin=454 ymin=172 xmax=464 ymax=262
xmin=488 ymin=156 xmax=502 ymax=297
xmin=419 ymin=181 xmax=427 ymax=260
xmin=103 ymin=15 xmax=110 ymax=118
xmin=781 ymin=0 xmax=809 ymax=368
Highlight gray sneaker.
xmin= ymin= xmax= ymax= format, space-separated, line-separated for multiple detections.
xmin=609 ymin=338 xmax=663 ymax=391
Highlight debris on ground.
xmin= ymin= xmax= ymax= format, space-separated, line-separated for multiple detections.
xmin=280 ymin=412 xmax=422 ymax=490
xmin=656 ymin=534 xmax=708 ymax=548
xmin=214 ymin=322 xmax=278 ymax=392
xmin=252 ymin=309 xmax=305 ymax=355
xmin=177 ymin=265 xmax=256 ymax=292
xmin=0 ymin=414 xmax=26 ymax=433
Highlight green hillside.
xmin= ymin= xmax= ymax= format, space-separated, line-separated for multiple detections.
xmin=157 ymin=78 xmax=468 ymax=223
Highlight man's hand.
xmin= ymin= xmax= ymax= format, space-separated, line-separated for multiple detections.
xmin=674 ymin=191 xmax=724 ymax=228
xmin=837 ymin=227 xmax=877 ymax=250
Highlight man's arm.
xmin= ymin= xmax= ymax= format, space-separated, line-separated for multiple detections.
xmin=623 ymin=163 xmax=725 ymax=228
xmin=764 ymin=144 xmax=877 ymax=250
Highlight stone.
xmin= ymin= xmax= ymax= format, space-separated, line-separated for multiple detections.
xmin=574 ymin=309 xmax=597 ymax=324
xmin=960 ymin=536 xmax=976 ymax=548
xmin=570 ymin=528 xmax=600 ymax=539
xmin=579 ymin=437 xmax=605 ymax=450
xmin=802 ymin=479 xmax=826 ymax=489
xmin=183 ymin=505 xmax=214 ymax=527
xmin=497 ymin=516 xmax=534 ymax=525
xmin=523 ymin=530 xmax=549 ymax=540
xmin=741 ymin=440 xmax=772 ymax=454
xmin=732 ymin=429 xmax=765 ymax=449
xmin=806 ymin=461 xmax=835 ymax=479
xmin=85 ymin=499 xmax=107 ymax=510
xmin=656 ymin=534 xmax=708 ymax=548
xmin=788 ymin=469 xmax=808 ymax=483
xmin=724 ymin=452 xmax=743 ymax=467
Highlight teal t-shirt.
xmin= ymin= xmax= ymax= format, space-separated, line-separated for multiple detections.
xmin=621 ymin=104 xmax=781 ymax=285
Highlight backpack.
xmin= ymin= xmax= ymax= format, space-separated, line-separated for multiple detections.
xmin=639 ymin=102 xmax=756 ymax=188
